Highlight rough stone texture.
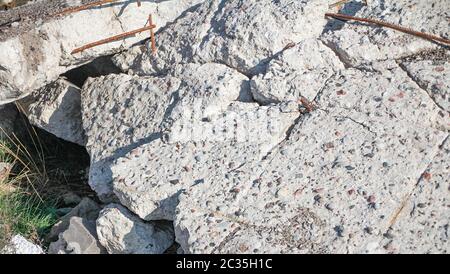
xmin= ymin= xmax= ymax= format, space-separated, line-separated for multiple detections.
xmin=383 ymin=137 xmax=449 ymax=254
xmin=112 ymin=102 xmax=298 ymax=220
xmin=250 ymin=38 xmax=345 ymax=104
xmin=48 ymin=216 xmax=106 ymax=254
xmin=84 ymin=0 xmax=450 ymax=254
xmin=92 ymin=61 xmax=294 ymax=220
xmin=81 ymin=73 xmax=181 ymax=200
xmin=321 ymin=0 xmax=450 ymax=67
xmin=1 ymin=234 xmax=44 ymax=254
xmin=0 ymin=0 xmax=204 ymax=104
xmin=174 ymin=61 xmax=449 ymax=254
xmin=96 ymin=204 xmax=174 ymax=254
xmin=3 ymin=0 xmax=448 ymax=254
xmin=48 ymin=197 xmax=101 ymax=242
xmin=400 ymin=58 xmax=450 ymax=113
xmin=113 ymin=0 xmax=329 ymax=76
xmin=82 ymin=62 xmax=257 ymax=201
xmin=20 ymin=78 xmax=86 ymax=145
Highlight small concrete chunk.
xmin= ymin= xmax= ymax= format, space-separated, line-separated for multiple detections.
xmin=21 ymin=78 xmax=86 ymax=145
xmin=48 ymin=197 xmax=101 ymax=242
xmin=0 ymin=162 xmax=12 ymax=184
xmin=48 ymin=216 xmax=106 ymax=254
xmin=96 ymin=204 xmax=175 ymax=254
xmin=250 ymin=38 xmax=345 ymax=104
xmin=1 ymin=235 xmax=44 ymax=254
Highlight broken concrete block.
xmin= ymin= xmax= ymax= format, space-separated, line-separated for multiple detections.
xmin=174 ymin=61 xmax=448 ymax=253
xmin=81 ymin=73 xmax=182 ymax=201
xmin=113 ymin=0 xmax=329 ymax=76
xmin=1 ymin=234 xmax=44 ymax=254
xmin=321 ymin=0 xmax=450 ymax=67
xmin=0 ymin=0 xmax=205 ymax=104
xmin=250 ymin=38 xmax=345 ymax=104
xmin=96 ymin=61 xmax=298 ymax=220
xmin=21 ymin=78 xmax=86 ymax=146
xmin=96 ymin=204 xmax=174 ymax=254
xmin=81 ymin=62 xmax=252 ymax=201
xmin=48 ymin=216 xmax=106 ymax=254
xmin=112 ymin=101 xmax=299 ymax=221
xmin=48 ymin=197 xmax=101 ymax=242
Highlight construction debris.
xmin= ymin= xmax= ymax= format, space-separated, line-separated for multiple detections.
xmin=54 ymin=0 xmax=120 ymax=16
xmin=149 ymin=14 xmax=156 ymax=55
xmin=325 ymin=13 xmax=450 ymax=45
xmin=71 ymin=23 xmax=156 ymax=54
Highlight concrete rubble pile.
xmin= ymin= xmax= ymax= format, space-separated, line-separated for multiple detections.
xmin=0 ymin=0 xmax=448 ymax=254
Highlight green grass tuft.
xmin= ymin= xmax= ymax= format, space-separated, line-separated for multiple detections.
xmin=0 ymin=136 xmax=57 ymax=248
xmin=1 ymin=108 xmax=92 ymax=250
xmin=0 ymin=191 xmax=58 ymax=244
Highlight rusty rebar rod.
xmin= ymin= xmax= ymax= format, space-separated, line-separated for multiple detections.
xmin=71 ymin=24 xmax=156 ymax=54
xmin=149 ymin=14 xmax=157 ymax=55
xmin=55 ymin=0 xmax=144 ymax=16
xmin=325 ymin=13 xmax=450 ymax=45
xmin=299 ymin=97 xmax=316 ymax=113
xmin=54 ymin=0 xmax=120 ymax=16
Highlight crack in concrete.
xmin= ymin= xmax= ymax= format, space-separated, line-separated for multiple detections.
xmin=190 ymin=205 xmax=326 ymax=253
xmin=111 ymin=8 xmax=126 ymax=33
xmin=211 ymin=60 xmax=252 ymax=79
xmin=319 ymin=39 xmax=353 ymax=69
xmin=210 ymin=226 xmax=241 ymax=253
xmin=396 ymin=60 xmax=448 ymax=114
xmin=334 ymin=115 xmax=377 ymax=136
xmin=255 ymin=110 xmax=316 ymax=180
xmin=386 ymin=134 xmax=449 ymax=230
xmin=261 ymin=111 xmax=303 ymax=158
xmin=313 ymin=72 xmax=337 ymax=104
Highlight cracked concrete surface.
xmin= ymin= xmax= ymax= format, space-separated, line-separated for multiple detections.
xmin=113 ymin=0 xmax=329 ymax=76
xmin=399 ymin=58 xmax=450 ymax=113
xmin=1 ymin=0 xmax=449 ymax=254
xmin=385 ymin=136 xmax=449 ymax=253
xmin=321 ymin=0 xmax=450 ymax=67
xmin=174 ymin=61 xmax=448 ymax=254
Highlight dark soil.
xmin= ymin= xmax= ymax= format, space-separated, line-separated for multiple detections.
xmin=12 ymin=107 xmax=95 ymax=205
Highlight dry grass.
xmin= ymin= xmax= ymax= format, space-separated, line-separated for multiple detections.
xmin=0 ymin=107 xmax=92 ymax=249
xmin=0 ymin=134 xmax=58 ymax=248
